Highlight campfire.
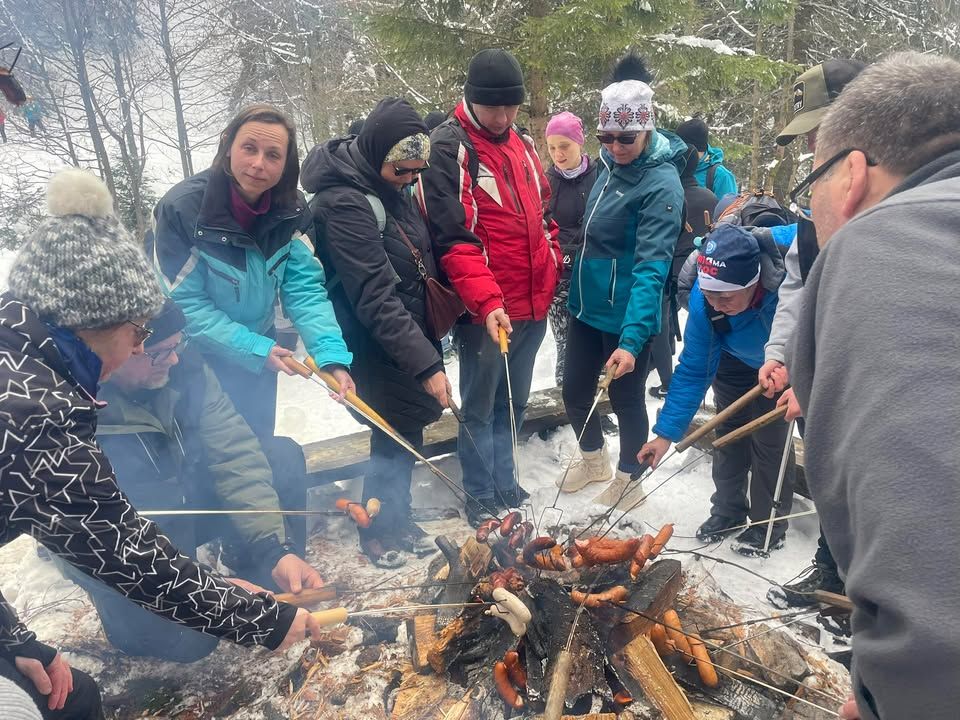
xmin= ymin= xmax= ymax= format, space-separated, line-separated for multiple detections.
xmin=389 ymin=516 xmax=846 ymax=720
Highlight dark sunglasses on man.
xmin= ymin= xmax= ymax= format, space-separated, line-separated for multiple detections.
xmin=393 ymin=164 xmax=428 ymax=177
xmin=596 ymin=132 xmax=640 ymax=146
xmin=790 ymin=147 xmax=876 ymax=210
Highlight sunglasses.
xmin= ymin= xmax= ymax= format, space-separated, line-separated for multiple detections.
xmin=596 ymin=132 xmax=640 ymax=146
xmin=790 ymin=148 xmax=877 ymax=210
xmin=126 ymin=320 xmax=153 ymax=345
xmin=393 ymin=164 xmax=427 ymax=177
xmin=144 ymin=336 xmax=189 ymax=366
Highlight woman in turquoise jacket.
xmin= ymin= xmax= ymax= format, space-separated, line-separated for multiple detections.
xmin=151 ymin=104 xmax=354 ymax=444
xmin=557 ymin=56 xmax=685 ymax=495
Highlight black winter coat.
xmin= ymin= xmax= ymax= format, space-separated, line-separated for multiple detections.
xmin=546 ymin=159 xmax=599 ymax=280
xmin=674 ymin=165 xmax=718 ymax=283
xmin=301 ymin=138 xmax=443 ymax=432
xmin=0 ymin=294 xmax=296 ymax=659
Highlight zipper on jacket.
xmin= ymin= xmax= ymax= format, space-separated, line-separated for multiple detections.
xmin=208 ymin=265 xmax=241 ymax=302
xmin=502 ymin=162 xmax=522 ymax=213
xmin=577 ymin=154 xmax=612 ymax=319
xmin=267 ymin=252 xmax=290 ymax=277
xmin=608 ymin=259 xmax=617 ymax=306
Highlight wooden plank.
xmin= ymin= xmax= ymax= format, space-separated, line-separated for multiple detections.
xmin=299 ymin=391 xmax=810 ymax=499
xmin=614 ymin=634 xmax=697 ymax=720
xmin=407 ymin=615 xmax=438 ymax=674
xmin=609 ymin=559 xmax=683 ymax=655
xmin=302 ymin=386 xmax=610 ymax=483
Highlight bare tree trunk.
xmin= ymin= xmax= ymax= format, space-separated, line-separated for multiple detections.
xmin=525 ymin=0 xmax=550 ymax=160
xmin=158 ymin=0 xmax=194 ymax=178
xmin=107 ymin=36 xmax=147 ymax=236
xmin=62 ymin=0 xmax=115 ymax=193
xmin=747 ymin=20 xmax=765 ymax=192
xmin=767 ymin=13 xmax=795 ymax=197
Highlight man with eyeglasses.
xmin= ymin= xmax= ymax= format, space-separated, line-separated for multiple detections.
xmin=54 ymin=300 xmax=323 ymax=662
xmin=787 ymin=52 xmax=960 ymax=720
xmin=756 ymin=58 xmax=866 ymax=615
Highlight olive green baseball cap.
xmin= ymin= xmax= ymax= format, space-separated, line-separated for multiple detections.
xmin=776 ymin=59 xmax=866 ymax=146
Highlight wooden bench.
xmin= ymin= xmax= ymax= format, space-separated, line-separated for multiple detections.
xmin=301 ymin=386 xmax=810 ymax=498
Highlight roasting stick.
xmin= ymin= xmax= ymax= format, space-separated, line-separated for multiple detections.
xmin=541 ymin=362 xmax=619 ymax=529
xmin=764 ymin=418 xmax=796 ymax=554
xmin=711 ymin=404 xmax=789 ymax=449
xmin=498 ymin=327 xmax=522 ymax=504
xmin=676 ymin=383 xmax=766 ymax=452
xmin=272 ymin=581 xmax=482 ymax=608
xmin=281 ymin=356 xmax=501 ymax=520
xmin=310 ymin=602 xmax=492 ymax=628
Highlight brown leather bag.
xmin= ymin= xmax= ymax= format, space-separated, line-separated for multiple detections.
xmin=394 ymin=224 xmax=465 ymax=340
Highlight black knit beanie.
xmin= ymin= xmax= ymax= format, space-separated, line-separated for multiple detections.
xmin=676 ymin=117 xmax=709 ymax=153
xmin=464 ymin=49 xmax=525 ymax=106
xmin=356 ymin=97 xmax=429 ymax=170
xmin=145 ymin=299 xmax=186 ymax=347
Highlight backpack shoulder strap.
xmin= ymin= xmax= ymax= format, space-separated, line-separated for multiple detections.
xmin=363 ymin=193 xmax=387 ymax=235
xmin=706 ymin=163 xmax=718 ymax=193
xmin=438 ymin=118 xmax=479 ymax=189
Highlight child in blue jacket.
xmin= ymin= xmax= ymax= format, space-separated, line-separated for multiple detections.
xmin=640 ymin=223 xmax=796 ymax=556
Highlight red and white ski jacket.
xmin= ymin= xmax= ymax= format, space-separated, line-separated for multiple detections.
xmin=418 ymin=101 xmax=561 ymax=323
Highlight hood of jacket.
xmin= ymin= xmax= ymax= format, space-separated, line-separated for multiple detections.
xmin=600 ymin=129 xmax=688 ymax=179
xmin=696 ymin=144 xmax=727 ymax=171
xmin=301 ymin=137 xmax=403 ymax=205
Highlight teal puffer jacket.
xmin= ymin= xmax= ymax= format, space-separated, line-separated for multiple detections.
xmin=568 ymin=130 xmax=686 ymax=355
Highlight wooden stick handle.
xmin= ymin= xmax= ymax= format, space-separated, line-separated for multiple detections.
xmin=304 ymin=357 xmax=395 ymax=432
xmin=599 ymin=362 xmax=619 ymax=390
xmin=813 ymin=590 xmax=854 ymax=612
xmin=498 ymin=326 xmax=509 ymax=354
xmin=274 ymin=587 xmax=338 ymax=607
xmin=310 ymin=607 xmax=349 ymax=627
xmin=711 ymin=405 xmax=788 ymax=448
xmin=676 ymin=383 xmax=766 ymax=452
xmin=280 ymin=356 xmax=314 ymax=378
xmin=543 ymin=648 xmax=573 ymax=720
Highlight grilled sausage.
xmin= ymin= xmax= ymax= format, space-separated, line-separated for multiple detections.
xmin=493 ymin=661 xmax=524 ymax=708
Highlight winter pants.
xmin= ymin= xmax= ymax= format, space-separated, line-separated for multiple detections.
xmin=795 ymin=420 xmax=842 ymax=582
xmin=547 ymin=280 xmax=571 ymax=387
xmin=455 ymin=319 xmax=546 ymax=503
xmin=562 ymin=317 xmax=651 ymax=473
xmin=647 ymin=295 xmax=675 ymax=389
xmin=360 ymin=426 xmax=422 ymax=542
xmin=204 ymin=350 xmax=310 ymax=551
xmin=711 ymin=352 xmax=795 ymax=529
xmin=0 ymin=659 xmax=104 ymax=720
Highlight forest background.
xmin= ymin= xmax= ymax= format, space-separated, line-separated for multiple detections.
xmin=0 ymin=0 xmax=957 ymax=245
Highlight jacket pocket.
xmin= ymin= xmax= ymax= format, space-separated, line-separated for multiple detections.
xmin=206 ymin=263 xmax=241 ymax=304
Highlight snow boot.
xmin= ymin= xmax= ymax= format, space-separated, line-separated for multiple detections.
xmin=591 ymin=468 xmax=645 ymax=507
xmin=464 ymin=498 xmax=498 ymax=529
xmin=556 ymin=446 xmax=612 ymax=493
xmin=495 ymin=485 xmax=530 ymax=511
xmin=696 ymin=514 xmax=743 ymax=542
xmin=767 ymin=563 xmax=846 ymax=609
xmin=731 ymin=525 xmax=785 ymax=558
xmin=360 ymin=536 xmax=406 ymax=569
xmin=392 ymin=516 xmax=437 ymax=558
xmin=648 ymin=385 xmax=669 ymax=400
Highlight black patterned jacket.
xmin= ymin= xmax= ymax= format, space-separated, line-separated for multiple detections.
xmin=0 ymin=293 xmax=297 ymax=661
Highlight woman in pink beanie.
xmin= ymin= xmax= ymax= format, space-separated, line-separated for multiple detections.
xmin=544 ymin=111 xmax=598 ymax=386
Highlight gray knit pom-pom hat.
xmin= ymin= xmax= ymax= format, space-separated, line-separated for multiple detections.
xmin=8 ymin=168 xmax=165 ymax=330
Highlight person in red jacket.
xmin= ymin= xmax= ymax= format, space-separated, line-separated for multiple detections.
xmin=419 ymin=49 xmax=561 ymax=526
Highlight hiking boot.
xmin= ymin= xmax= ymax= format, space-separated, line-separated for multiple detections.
xmin=360 ymin=536 xmax=407 ymax=569
xmin=591 ymin=468 xmax=644 ymax=507
xmin=391 ymin=517 xmax=437 ymax=557
xmin=696 ymin=514 xmax=743 ymax=542
xmin=556 ymin=446 xmax=612 ymax=493
xmin=648 ymin=385 xmax=670 ymax=400
xmin=731 ymin=525 xmax=785 ymax=558
xmin=464 ymin=498 xmax=498 ymax=529
xmin=767 ymin=564 xmax=846 ymax=609
xmin=495 ymin=485 xmax=530 ymax=511
xmin=600 ymin=415 xmax=619 ymax=435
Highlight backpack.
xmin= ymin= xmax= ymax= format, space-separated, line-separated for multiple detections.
xmin=432 ymin=117 xmax=480 ymax=188
xmin=716 ymin=190 xmax=796 ymax=229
